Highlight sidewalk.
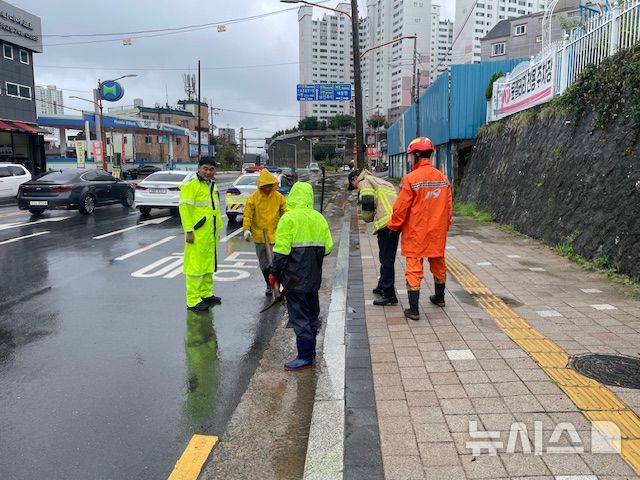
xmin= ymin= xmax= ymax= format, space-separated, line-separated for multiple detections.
xmin=343 ymin=215 xmax=640 ymax=479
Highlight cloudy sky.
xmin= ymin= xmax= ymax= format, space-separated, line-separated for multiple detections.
xmin=18 ymin=0 xmax=455 ymax=150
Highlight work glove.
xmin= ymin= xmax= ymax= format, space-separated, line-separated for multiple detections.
xmin=268 ymin=274 xmax=279 ymax=289
xmin=243 ymin=230 xmax=252 ymax=242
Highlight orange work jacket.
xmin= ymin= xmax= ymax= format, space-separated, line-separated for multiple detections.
xmin=387 ymin=158 xmax=452 ymax=258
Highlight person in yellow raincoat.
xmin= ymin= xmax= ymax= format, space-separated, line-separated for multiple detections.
xmin=242 ymin=169 xmax=287 ymax=296
xmin=179 ymin=158 xmax=223 ymax=312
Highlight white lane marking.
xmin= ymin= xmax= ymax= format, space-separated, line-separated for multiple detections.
xmin=0 ymin=216 xmax=70 ymax=232
xmin=581 ymin=288 xmax=602 ymax=294
xmin=115 ymin=235 xmax=177 ymax=261
xmin=93 ymin=216 xmax=172 ymax=239
xmin=219 ymin=227 xmax=243 ymax=243
xmin=0 ymin=231 xmax=50 ymax=246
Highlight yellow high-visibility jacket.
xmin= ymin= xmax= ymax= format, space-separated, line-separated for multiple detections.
xmin=242 ymin=169 xmax=287 ymax=244
xmin=179 ymin=175 xmax=223 ymax=276
xmin=357 ymin=169 xmax=398 ymax=233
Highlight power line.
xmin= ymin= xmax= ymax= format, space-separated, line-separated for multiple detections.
xmin=36 ymin=61 xmax=304 ymax=72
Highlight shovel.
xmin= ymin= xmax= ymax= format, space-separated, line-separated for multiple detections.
xmin=259 ymin=228 xmax=298 ymax=313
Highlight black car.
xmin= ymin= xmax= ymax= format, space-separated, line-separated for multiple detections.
xmin=124 ymin=165 xmax=161 ymax=179
xmin=18 ymin=169 xmax=135 ymax=215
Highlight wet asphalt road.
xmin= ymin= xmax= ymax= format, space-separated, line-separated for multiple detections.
xmin=0 ymin=171 xmax=344 ymax=480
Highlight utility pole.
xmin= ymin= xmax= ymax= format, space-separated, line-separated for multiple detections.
xmin=197 ymin=60 xmax=202 ymax=161
xmin=239 ymin=127 xmax=244 ymax=161
xmin=350 ymin=0 xmax=364 ymax=171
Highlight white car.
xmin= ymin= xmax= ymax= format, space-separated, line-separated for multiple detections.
xmin=134 ymin=170 xmax=195 ymax=214
xmin=0 ymin=163 xmax=31 ymax=198
xmin=225 ymin=172 xmax=295 ymax=223
xmin=308 ymin=162 xmax=320 ymax=173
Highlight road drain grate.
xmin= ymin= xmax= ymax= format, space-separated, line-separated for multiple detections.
xmin=571 ymin=354 xmax=640 ymax=390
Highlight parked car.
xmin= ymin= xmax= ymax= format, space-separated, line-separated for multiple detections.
xmin=0 ymin=163 xmax=31 ymax=198
xmin=308 ymin=162 xmax=320 ymax=173
xmin=225 ymin=172 xmax=296 ymax=223
xmin=264 ymin=165 xmax=281 ymax=173
xmin=341 ymin=164 xmax=351 ymax=172
xmin=134 ymin=170 xmax=195 ymax=215
xmin=124 ymin=164 xmax=161 ymax=179
xmin=245 ymin=165 xmax=263 ymax=173
xmin=18 ymin=169 xmax=135 ymax=215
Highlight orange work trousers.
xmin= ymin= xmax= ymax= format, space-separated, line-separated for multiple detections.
xmin=406 ymin=257 xmax=446 ymax=291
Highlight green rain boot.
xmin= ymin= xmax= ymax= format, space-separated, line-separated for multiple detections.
xmin=404 ymin=290 xmax=420 ymax=321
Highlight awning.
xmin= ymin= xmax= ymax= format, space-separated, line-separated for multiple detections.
xmin=0 ymin=120 xmax=49 ymax=135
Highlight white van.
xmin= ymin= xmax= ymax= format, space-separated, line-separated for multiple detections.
xmin=0 ymin=163 xmax=31 ymax=198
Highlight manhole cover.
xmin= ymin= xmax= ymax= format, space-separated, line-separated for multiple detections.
xmin=571 ymin=354 xmax=640 ymax=389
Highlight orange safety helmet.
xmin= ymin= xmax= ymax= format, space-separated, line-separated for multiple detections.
xmin=407 ymin=137 xmax=434 ymax=156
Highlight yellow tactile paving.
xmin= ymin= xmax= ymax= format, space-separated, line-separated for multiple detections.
xmin=446 ymin=255 xmax=640 ymax=474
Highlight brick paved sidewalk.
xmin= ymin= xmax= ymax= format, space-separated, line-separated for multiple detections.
xmin=353 ymin=216 xmax=640 ymax=480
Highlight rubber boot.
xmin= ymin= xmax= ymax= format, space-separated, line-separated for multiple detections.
xmin=284 ymin=337 xmax=314 ymax=371
xmin=429 ymin=281 xmax=446 ymax=307
xmin=404 ymin=290 xmax=420 ymax=321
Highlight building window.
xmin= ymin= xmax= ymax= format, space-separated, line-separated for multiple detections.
xmin=536 ymin=35 xmax=542 ymax=43
xmin=492 ymin=43 xmax=506 ymax=56
xmin=145 ymin=136 xmax=153 ymax=144
xmin=514 ymin=24 xmax=526 ymax=36
xmin=6 ymin=82 xmax=31 ymax=99
xmin=176 ymin=138 xmax=182 ymax=145
xmin=3 ymin=44 xmax=12 ymax=60
xmin=19 ymin=49 xmax=29 ymax=64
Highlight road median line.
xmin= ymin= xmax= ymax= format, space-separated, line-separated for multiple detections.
xmin=167 ymin=434 xmax=218 ymax=480
xmin=447 ymin=255 xmax=640 ymax=474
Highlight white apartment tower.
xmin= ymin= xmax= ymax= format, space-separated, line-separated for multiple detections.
xmin=452 ymin=0 xmax=546 ymax=64
xmin=364 ymin=0 xmax=433 ymax=122
xmin=35 ymin=85 xmax=64 ymax=116
xmin=430 ymin=4 xmax=454 ymax=82
xmin=297 ymin=4 xmax=354 ymax=122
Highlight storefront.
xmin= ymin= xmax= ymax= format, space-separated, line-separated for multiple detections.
xmin=0 ymin=119 xmax=46 ymax=174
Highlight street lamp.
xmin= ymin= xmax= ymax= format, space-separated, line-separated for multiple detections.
xmin=281 ymin=0 xmax=365 ymax=170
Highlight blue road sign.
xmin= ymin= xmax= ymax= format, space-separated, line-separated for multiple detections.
xmin=297 ymin=83 xmax=353 ymax=101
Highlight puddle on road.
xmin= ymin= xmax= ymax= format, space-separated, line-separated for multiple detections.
xmin=452 ymin=290 xmax=524 ymax=308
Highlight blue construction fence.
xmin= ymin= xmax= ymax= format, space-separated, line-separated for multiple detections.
xmin=387 ymin=58 xmax=525 ymax=181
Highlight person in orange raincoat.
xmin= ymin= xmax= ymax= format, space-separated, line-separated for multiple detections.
xmin=387 ymin=137 xmax=452 ymax=321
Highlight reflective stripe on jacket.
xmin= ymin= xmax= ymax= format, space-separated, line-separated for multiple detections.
xmin=357 ymin=170 xmax=398 ymax=233
xmin=242 ymin=169 xmax=287 ymax=244
xmin=272 ymin=182 xmax=333 ymax=292
xmin=179 ymin=175 xmax=223 ymax=276
xmin=388 ymin=159 xmax=452 ymax=258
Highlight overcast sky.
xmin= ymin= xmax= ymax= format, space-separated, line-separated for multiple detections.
xmin=17 ymin=0 xmax=455 ymax=149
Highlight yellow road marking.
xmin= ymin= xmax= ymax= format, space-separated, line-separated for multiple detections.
xmin=167 ymin=434 xmax=218 ymax=480
xmin=446 ymin=256 xmax=640 ymax=474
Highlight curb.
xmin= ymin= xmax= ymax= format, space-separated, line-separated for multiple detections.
xmin=303 ymin=206 xmax=351 ymax=480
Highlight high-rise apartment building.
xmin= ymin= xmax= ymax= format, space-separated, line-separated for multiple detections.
xmin=297 ymin=3 xmax=354 ymax=122
xmin=430 ymin=4 xmax=454 ymax=81
xmin=452 ymin=0 xmax=546 ymax=64
xmin=35 ymin=85 xmax=64 ymax=116
xmin=364 ymin=0 xmax=433 ymax=122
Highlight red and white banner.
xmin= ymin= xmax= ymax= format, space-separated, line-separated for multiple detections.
xmin=490 ymin=52 xmax=556 ymax=122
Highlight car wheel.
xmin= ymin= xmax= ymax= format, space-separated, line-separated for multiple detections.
xmin=28 ymin=209 xmax=44 ymax=215
xmin=122 ymin=189 xmax=134 ymax=207
xmin=79 ymin=194 xmax=96 ymax=215
xmin=226 ymin=212 xmax=238 ymax=223
xmin=170 ymin=207 xmax=179 ymax=215
xmin=138 ymin=207 xmax=152 ymax=215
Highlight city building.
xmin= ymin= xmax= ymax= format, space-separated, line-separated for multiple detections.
xmin=431 ymin=4 xmax=454 ymax=82
xmin=480 ymin=0 xmax=584 ymax=61
xmin=363 ymin=0 xmax=433 ymax=123
xmin=217 ymin=127 xmax=236 ymax=143
xmin=297 ymin=3 xmax=354 ymax=122
xmin=35 ymin=84 xmax=64 ymax=147
xmin=452 ymin=0 xmax=546 ymax=64
xmin=106 ymin=100 xmax=210 ymax=163
xmin=0 ymin=0 xmax=46 ymax=174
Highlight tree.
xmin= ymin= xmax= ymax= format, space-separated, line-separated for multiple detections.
xmin=367 ymin=114 xmax=388 ymax=130
xmin=215 ymin=142 xmax=239 ymax=168
xmin=313 ymin=139 xmax=338 ymax=163
xmin=486 ymin=72 xmax=505 ymax=100
xmin=328 ymin=114 xmax=355 ymax=129
xmin=298 ymin=116 xmax=326 ymax=131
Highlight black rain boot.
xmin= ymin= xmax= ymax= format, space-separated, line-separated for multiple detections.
xmin=404 ymin=290 xmax=420 ymax=321
xmin=429 ymin=281 xmax=446 ymax=307
xmin=373 ymin=289 xmax=399 ymax=306
xmin=262 ymin=269 xmax=273 ymax=296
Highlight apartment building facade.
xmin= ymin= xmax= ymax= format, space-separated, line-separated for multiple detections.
xmin=431 ymin=4 xmax=454 ymax=81
xmin=452 ymin=0 xmax=546 ymax=64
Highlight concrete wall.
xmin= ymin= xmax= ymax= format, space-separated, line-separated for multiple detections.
xmin=456 ymin=108 xmax=640 ymax=279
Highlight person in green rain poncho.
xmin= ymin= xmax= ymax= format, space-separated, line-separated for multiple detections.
xmin=179 ymin=158 xmax=224 ymax=312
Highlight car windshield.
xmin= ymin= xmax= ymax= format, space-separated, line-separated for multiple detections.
xmin=144 ymin=172 xmax=187 ymax=182
xmin=34 ymin=171 xmax=78 ymax=182
xmin=235 ymin=175 xmax=259 ymax=186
